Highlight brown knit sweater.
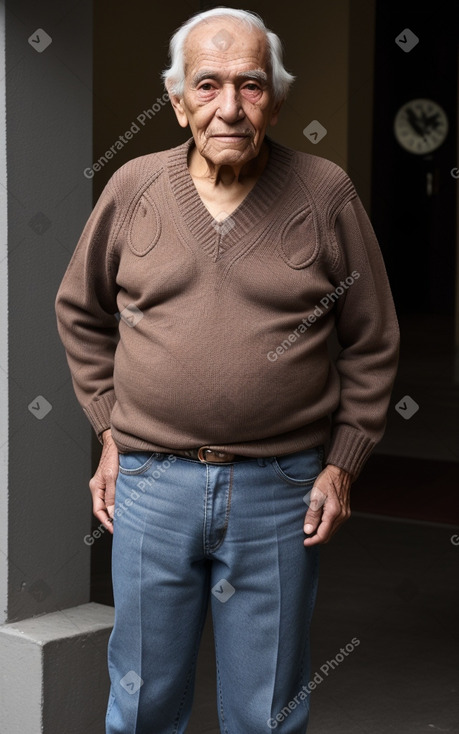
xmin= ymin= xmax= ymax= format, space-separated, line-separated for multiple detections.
xmin=55 ymin=136 xmax=399 ymax=477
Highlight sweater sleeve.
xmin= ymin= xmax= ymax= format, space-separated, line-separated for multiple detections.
xmin=325 ymin=194 xmax=400 ymax=478
xmin=55 ymin=180 xmax=120 ymax=442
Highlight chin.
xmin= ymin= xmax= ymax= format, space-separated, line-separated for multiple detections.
xmin=208 ymin=143 xmax=255 ymax=160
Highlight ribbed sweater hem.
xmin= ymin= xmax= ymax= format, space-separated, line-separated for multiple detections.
xmin=110 ymin=418 xmax=331 ymax=459
xmin=109 ymin=421 xmax=373 ymax=477
xmin=326 ymin=425 xmax=376 ymax=478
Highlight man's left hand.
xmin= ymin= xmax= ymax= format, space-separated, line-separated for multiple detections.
xmin=303 ymin=464 xmax=353 ymax=546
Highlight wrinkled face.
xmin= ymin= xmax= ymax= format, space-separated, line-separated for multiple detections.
xmin=169 ymin=18 xmax=282 ymax=169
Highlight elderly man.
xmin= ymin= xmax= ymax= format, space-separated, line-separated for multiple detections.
xmin=55 ymin=7 xmax=399 ymax=733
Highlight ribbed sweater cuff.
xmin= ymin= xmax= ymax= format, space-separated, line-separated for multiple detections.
xmin=83 ymin=391 xmax=116 ymax=444
xmin=326 ymin=425 xmax=376 ymax=479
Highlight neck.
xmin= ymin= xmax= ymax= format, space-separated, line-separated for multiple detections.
xmin=188 ymin=139 xmax=270 ymax=187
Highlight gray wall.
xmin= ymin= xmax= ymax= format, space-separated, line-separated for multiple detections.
xmin=0 ymin=0 xmax=8 ymax=623
xmin=3 ymin=0 xmax=93 ymax=623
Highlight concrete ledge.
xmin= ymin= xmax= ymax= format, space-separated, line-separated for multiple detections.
xmin=0 ymin=602 xmax=114 ymax=734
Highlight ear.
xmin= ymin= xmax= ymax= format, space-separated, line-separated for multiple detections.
xmin=166 ymin=82 xmax=189 ymax=129
xmin=269 ymin=98 xmax=284 ymax=127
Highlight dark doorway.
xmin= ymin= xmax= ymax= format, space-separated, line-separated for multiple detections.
xmin=371 ymin=2 xmax=457 ymax=318
xmin=352 ymin=1 xmax=459 ymax=521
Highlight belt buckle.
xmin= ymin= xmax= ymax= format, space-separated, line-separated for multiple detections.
xmin=197 ymin=447 xmax=235 ymax=464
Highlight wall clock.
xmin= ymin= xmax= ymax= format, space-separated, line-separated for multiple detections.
xmin=394 ymin=98 xmax=448 ymax=155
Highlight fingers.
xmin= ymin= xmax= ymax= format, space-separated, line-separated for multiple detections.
xmin=88 ymin=475 xmax=115 ymax=533
xmin=103 ymin=468 xmax=117 ymax=527
xmin=303 ymin=485 xmax=327 ymax=535
xmin=303 ymin=494 xmax=340 ymax=546
xmin=104 ymin=477 xmax=116 ymax=526
xmin=103 ymin=467 xmax=117 ymax=511
xmin=93 ymin=507 xmax=114 ymax=534
xmin=303 ymin=464 xmax=352 ymax=546
xmin=88 ymin=437 xmax=119 ymax=535
xmin=303 ymin=512 xmax=336 ymax=546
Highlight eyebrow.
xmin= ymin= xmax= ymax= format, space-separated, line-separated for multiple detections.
xmin=190 ymin=69 xmax=269 ymax=87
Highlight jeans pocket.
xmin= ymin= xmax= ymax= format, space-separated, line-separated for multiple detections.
xmin=272 ymin=446 xmax=324 ymax=485
xmin=118 ymin=451 xmax=158 ymax=475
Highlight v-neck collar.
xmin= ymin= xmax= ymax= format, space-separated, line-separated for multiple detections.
xmin=167 ymin=135 xmax=294 ymax=260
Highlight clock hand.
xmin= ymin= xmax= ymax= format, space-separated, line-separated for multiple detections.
xmin=405 ymin=107 xmax=426 ymax=137
xmin=425 ymin=112 xmax=441 ymax=132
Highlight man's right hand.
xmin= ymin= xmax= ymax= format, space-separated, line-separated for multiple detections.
xmin=88 ymin=428 xmax=118 ymax=534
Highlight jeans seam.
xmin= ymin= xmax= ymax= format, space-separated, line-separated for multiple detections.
xmin=215 ymin=635 xmax=230 ymax=734
xmin=117 ymin=451 xmax=158 ymax=475
xmin=271 ymin=463 xmax=317 ymax=485
xmin=203 ymin=465 xmax=211 ymax=556
xmin=270 ymin=446 xmax=324 ymax=485
xmin=207 ymin=465 xmax=234 ymax=553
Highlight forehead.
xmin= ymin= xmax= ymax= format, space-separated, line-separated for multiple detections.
xmin=183 ymin=18 xmax=269 ymax=75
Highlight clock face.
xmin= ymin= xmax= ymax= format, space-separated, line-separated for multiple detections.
xmin=394 ymin=98 xmax=449 ymax=154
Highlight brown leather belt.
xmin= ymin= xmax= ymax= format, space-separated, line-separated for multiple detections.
xmin=169 ymin=447 xmax=251 ymax=464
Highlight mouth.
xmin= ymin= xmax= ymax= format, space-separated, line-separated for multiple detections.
xmin=210 ymin=135 xmax=251 ymax=145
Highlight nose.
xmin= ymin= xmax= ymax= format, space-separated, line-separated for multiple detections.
xmin=216 ymin=84 xmax=244 ymax=123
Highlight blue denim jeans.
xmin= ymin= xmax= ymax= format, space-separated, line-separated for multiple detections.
xmin=105 ymin=446 xmax=323 ymax=734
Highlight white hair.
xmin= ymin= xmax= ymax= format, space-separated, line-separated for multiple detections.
xmin=161 ymin=7 xmax=295 ymax=103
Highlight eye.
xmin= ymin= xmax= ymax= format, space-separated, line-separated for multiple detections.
xmin=196 ymin=81 xmax=218 ymax=92
xmin=244 ymin=83 xmax=261 ymax=91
